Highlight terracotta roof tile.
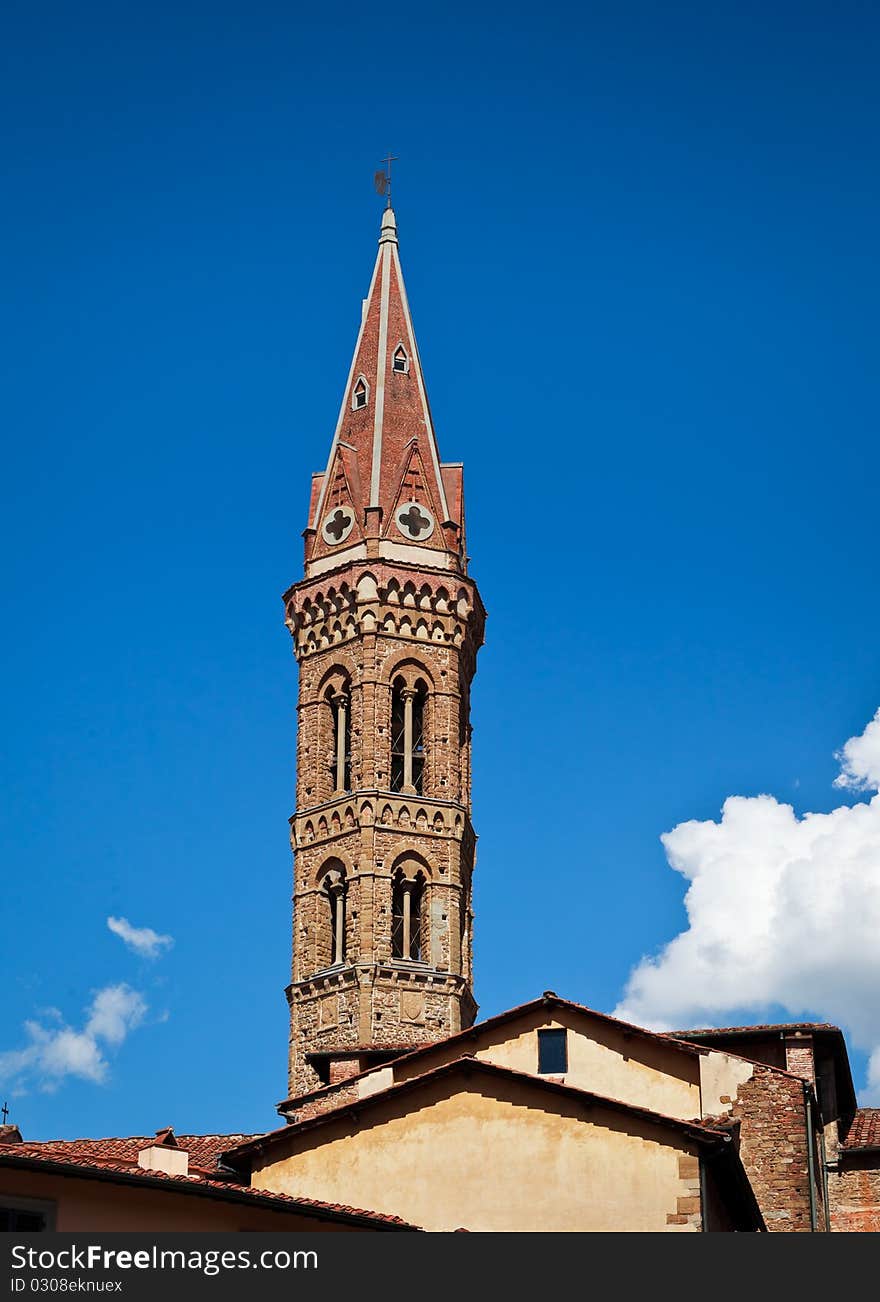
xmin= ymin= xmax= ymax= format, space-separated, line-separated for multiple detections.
xmin=843 ymin=1109 xmax=880 ymax=1151
xmin=8 ymin=1133 xmax=258 ymax=1174
xmin=668 ymin=1023 xmax=840 ymax=1037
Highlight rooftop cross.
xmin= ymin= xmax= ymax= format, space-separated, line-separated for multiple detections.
xmin=1 ymin=1102 xmax=8 ymax=1125
xmin=374 ymin=152 xmax=399 ymax=209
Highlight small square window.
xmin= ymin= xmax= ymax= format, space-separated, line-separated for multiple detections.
xmin=538 ymin=1027 xmax=567 ymax=1075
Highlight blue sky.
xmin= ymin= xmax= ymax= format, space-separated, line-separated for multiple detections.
xmin=2 ymin=1 xmax=879 ymax=1138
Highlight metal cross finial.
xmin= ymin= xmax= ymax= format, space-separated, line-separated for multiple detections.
xmin=374 ymin=153 xmax=399 ymax=208
xmin=1 ymin=1102 xmax=8 ymax=1125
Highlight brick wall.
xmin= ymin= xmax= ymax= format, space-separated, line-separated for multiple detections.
xmin=828 ymin=1155 xmax=880 ymax=1232
xmin=730 ymin=1065 xmax=823 ymax=1231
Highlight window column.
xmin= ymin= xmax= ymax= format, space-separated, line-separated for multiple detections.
xmin=333 ymin=691 xmax=348 ymax=792
xmin=401 ymin=880 xmax=413 ymax=958
xmin=402 ymin=687 xmax=416 ymax=793
xmin=329 ymin=878 xmax=346 ymax=965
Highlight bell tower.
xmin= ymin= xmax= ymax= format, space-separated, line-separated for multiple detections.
xmin=282 ymin=205 xmax=485 ymax=1099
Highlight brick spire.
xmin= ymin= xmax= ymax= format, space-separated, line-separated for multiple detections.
xmin=305 ymin=207 xmax=465 ymax=575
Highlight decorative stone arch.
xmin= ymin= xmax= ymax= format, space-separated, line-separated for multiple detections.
xmin=317 ymin=660 xmax=354 ymax=696
xmin=315 ymin=854 xmax=352 ymax=889
xmin=382 ymin=654 xmax=436 ymax=690
xmin=356 ymin=572 xmax=379 ymax=603
xmin=389 ymin=848 xmax=432 ymax=881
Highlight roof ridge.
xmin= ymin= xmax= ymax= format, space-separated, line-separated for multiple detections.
xmin=277 ymin=992 xmax=707 ymax=1114
xmin=233 ymin=1052 xmax=731 ymax=1165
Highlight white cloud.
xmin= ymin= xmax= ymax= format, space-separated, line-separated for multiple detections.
xmin=107 ymin=916 xmax=173 ymax=959
xmin=615 ymin=709 xmax=880 ymax=1102
xmin=0 ymin=985 xmax=147 ymax=1094
xmin=834 ymin=708 xmax=880 ymax=792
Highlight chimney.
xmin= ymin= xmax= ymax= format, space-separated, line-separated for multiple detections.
xmin=137 ymin=1127 xmax=188 ymax=1177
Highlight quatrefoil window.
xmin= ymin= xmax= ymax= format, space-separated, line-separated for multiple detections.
xmin=395 ymin=501 xmax=434 ymax=541
xmin=321 ymin=506 xmax=355 ymax=545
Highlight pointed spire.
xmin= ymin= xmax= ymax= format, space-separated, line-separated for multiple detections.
xmin=306 ymin=207 xmax=464 ymax=574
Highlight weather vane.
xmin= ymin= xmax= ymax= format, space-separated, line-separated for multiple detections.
xmin=374 ymin=153 xmax=398 ymax=209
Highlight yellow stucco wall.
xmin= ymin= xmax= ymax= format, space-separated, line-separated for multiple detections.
xmin=382 ymin=1009 xmax=702 ymax=1122
xmin=699 ymin=1051 xmax=755 ymax=1116
xmin=474 ymin=1018 xmax=701 ymax=1120
xmin=254 ymin=1077 xmax=700 ymax=1232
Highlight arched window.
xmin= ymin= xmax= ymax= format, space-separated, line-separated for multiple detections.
xmin=327 ymin=687 xmax=351 ymax=792
xmin=322 ymin=865 xmax=347 ymax=967
xmin=352 ymin=377 xmax=368 ymax=410
xmin=390 ymin=677 xmax=427 ymax=795
xmin=391 ymin=869 xmax=426 ymax=961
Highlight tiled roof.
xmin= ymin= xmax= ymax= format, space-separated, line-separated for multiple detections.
xmin=277 ymin=991 xmax=705 ymax=1112
xmin=230 ymin=1054 xmax=732 ymax=1165
xmin=2 ymin=1133 xmax=258 ymax=1174
xmin=843 ymin=1109 xmax=880 ymax=1151
xmin=668 ymin=1023 xmax=840 ymax=1038
xmin=0 ymin=1142 xmax=418 ymax=1229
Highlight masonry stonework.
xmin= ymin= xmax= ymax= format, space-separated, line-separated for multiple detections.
xmin=283 ymin=207 xmax=484 ymax=1098
xmin=828 ymin=1158 xmax=880 ymax=1232
xmin=729 ymin=1066 xmax=823 ymax=1232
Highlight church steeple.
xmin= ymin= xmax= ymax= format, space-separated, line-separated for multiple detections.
xmin=305 ymin=206 xmax=465 ymax=577
xmin=282 ymin=205 xmax=485 ymax=1102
